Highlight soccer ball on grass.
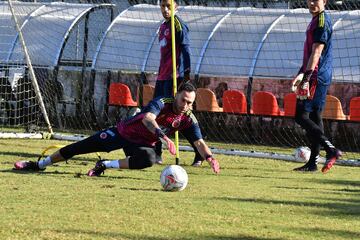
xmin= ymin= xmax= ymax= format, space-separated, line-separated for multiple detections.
xmin=294 ymin=146 xmax=311 ymax=162
xmin=160 ymin=165 xmax=188 ymax=192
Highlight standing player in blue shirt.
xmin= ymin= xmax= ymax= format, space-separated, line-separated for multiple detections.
xmin=156 ymin=0 xmax=190 ymax=90
xmin=291 ymin=0 xmax=341 ymax=173
xmin=14 ymin=83 xmax=220 ymax=176
xmin=154 ymin=0 xmax=204 ymax=166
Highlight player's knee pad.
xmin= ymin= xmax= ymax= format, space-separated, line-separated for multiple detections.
xmin=128 ymin=147 xmax=156 ymax=169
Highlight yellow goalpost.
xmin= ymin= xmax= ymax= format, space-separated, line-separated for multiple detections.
xmin=170 ymin=0 xmax=180 ymax=165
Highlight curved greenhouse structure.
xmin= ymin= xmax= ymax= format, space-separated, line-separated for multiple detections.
xmin=92 ymin=4 xmax=360 ymax=82
xmin=1 ymin=1 xmax=115 ymax=68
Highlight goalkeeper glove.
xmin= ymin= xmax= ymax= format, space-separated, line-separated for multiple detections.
xmin=206 ymin=155 xmax=220 ymax=174
xmin=296 ymin=70 xmax=315 ymax=100
xmin=156 ymin=128 xmax=176 ymax=155
xmin=291 ymin=73 xmax=304 ymax=92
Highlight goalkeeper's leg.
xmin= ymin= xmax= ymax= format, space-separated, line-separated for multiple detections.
xmin=88 ymin=146 xmax=156 ymax=176
xmin=294 ymin=110 xmax=322 ymax=172
xmin=295 ymin=102 xmax=330 ymax=151
xmin=14 ymin=127 xmax=124 ymax=171
xmin=153 ymin=80 xmax=172 ymax=164
xmin=185 ymin=135 xmax=204 ymax=167
xmin=127 ymin=147 xmax=157 ymax=169
xmin=294 ymin=100 xmax=341 ymax=172
xmin=154 ymin=141 xmax=163 ymax=164
xmin=308 ymin=110 xmax=324 ymax=162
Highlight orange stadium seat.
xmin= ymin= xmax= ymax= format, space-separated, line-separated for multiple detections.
xmin=283 ymin=92 xmax=297 ymax=117
xmin=195 ymin=88 xmax=223 ymax=112
xmin=137 ymin=84 xmax=155 ymax=107
xmin=108 ymin=83 xmax=138 ymax=107
xmin=322 ymin=95 xmax=348 ymax=120
xmin=222 ymin=89 xmax=247 ymax=114
xmin=252 ymin=91 xmax=283 ymax=116
xmin=349 ymin=96 xmax=360 ymax=121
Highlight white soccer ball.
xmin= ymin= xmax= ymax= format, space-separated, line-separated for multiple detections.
xmin=160 ymin=165 xmax=188 ymax=192
xmin=294 ymin=146 xmax=311 ymax=162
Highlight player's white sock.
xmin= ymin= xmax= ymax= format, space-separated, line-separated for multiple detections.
xmin=38 ymin=156 xmax=52 ymax=169
xmin=103 ymin=160 xmax=120 ymax=169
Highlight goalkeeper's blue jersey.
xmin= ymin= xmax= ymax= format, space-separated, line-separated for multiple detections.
xmin=117 ymin=97 xmax=202 ymax=147
xmin=301 ymin=11 xmax=333 ymax=86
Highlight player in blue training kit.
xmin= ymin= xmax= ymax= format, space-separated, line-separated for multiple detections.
xmin=154 ymin=0 xmax=204 ymax=166
xmin=156 ymin=0 xmax=190 ymax=94
xmin=291 ymin=0 xmax=341 ymax=173
xmin=13 ymin=83 xmax=220 ymax=176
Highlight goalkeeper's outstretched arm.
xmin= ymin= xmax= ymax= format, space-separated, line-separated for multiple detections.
xmin=142 ymin=112 xmax=176 ymax=155
xmin=193 ymin=139 xmax=220 ymax=174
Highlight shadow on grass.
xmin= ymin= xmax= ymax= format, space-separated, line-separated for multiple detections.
xmin=213 ymin=196 xmax=360 ymax=217
xmin=273 ymin=186 xmax=319 ymax=191
xmin=242 ymin=174 xmax=293 ymax=180
xmin=0 ymin=151 xmax=101 ymax=163
xmin=274 ymin=185 xmax=360 ymax=196
xmin=311 ymin=178 xmax=360 ymax=187
xmin=0 ymin=169 xmax=153 ymax=182
xmin=91 ymin=174 xmax=153 ymax=182
xmin=315 ymin=196 xmax=360 ymax=206
xmin=118 ymin=186 xmax=161 ymax=192
xmin=51 ymin=228 xmax=284 ymax=240
xmin=0 ymin=169 xmax=72 ymax=175
xmin=334 ymin=188 xmax=360 ymax=193
xmin=0 ymin=151 xmax=40 ymax=159
xmin=289 ymin=226 xmax=360 ymax=239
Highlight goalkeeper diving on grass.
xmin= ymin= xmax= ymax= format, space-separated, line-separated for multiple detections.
xmin=292 ymin=0 xmax=341 ymax=173
xmin=13 ymin=82 xmax=220 ymax=176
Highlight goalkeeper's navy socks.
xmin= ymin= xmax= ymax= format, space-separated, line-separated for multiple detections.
xmin=322 ymin=149 xmax=342 ymax=173
xmin=13 ymin=161 xmax=44 ymax=171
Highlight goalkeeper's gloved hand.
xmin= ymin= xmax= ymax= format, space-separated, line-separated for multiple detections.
xmin=296 ymin=70 xmax=315 ymax=100
xmin=206 ymin=155 xmax=220 ymax=174
xmin=291 ymin=73 xmax=304 ymax=92
xmin=156 ymin=128 xmax=176 ymax=155
xmin=161 ymin=136 xmax=176 ymax=155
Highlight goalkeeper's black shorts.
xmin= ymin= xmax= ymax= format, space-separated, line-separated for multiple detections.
xmin=60 ymin=127 xmax=156 ymax=169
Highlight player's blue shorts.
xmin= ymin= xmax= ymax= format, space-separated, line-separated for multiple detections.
xmin=303 ymin=84 xmax=328 ymax=112
xmin=154 ymin=79 xmax=173 ymax=98
xmin=154 ymin=78 xmax=184 ymax=98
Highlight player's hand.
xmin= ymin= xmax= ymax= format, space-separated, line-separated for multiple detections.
xmin=291 ymin=73 xmax=304 ymax=92
xmin=296 ymin=70 xmax=314 ymax=100
xmin=160 ymin=136 xmax=176 ymax=155
xmin=206 ymin=156 xmax=220 ymax=174
xmin=296 ymin=81 xmax=310 ymax=100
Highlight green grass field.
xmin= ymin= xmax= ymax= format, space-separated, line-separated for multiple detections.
xmin=0 ymin=139 xmax=359 ymax=240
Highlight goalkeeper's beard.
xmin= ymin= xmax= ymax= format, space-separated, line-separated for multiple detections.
xmin=173 ymin=103 xmax=186 ymax=115
xmin=174 ymin=105 xmax=186 ymax=114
